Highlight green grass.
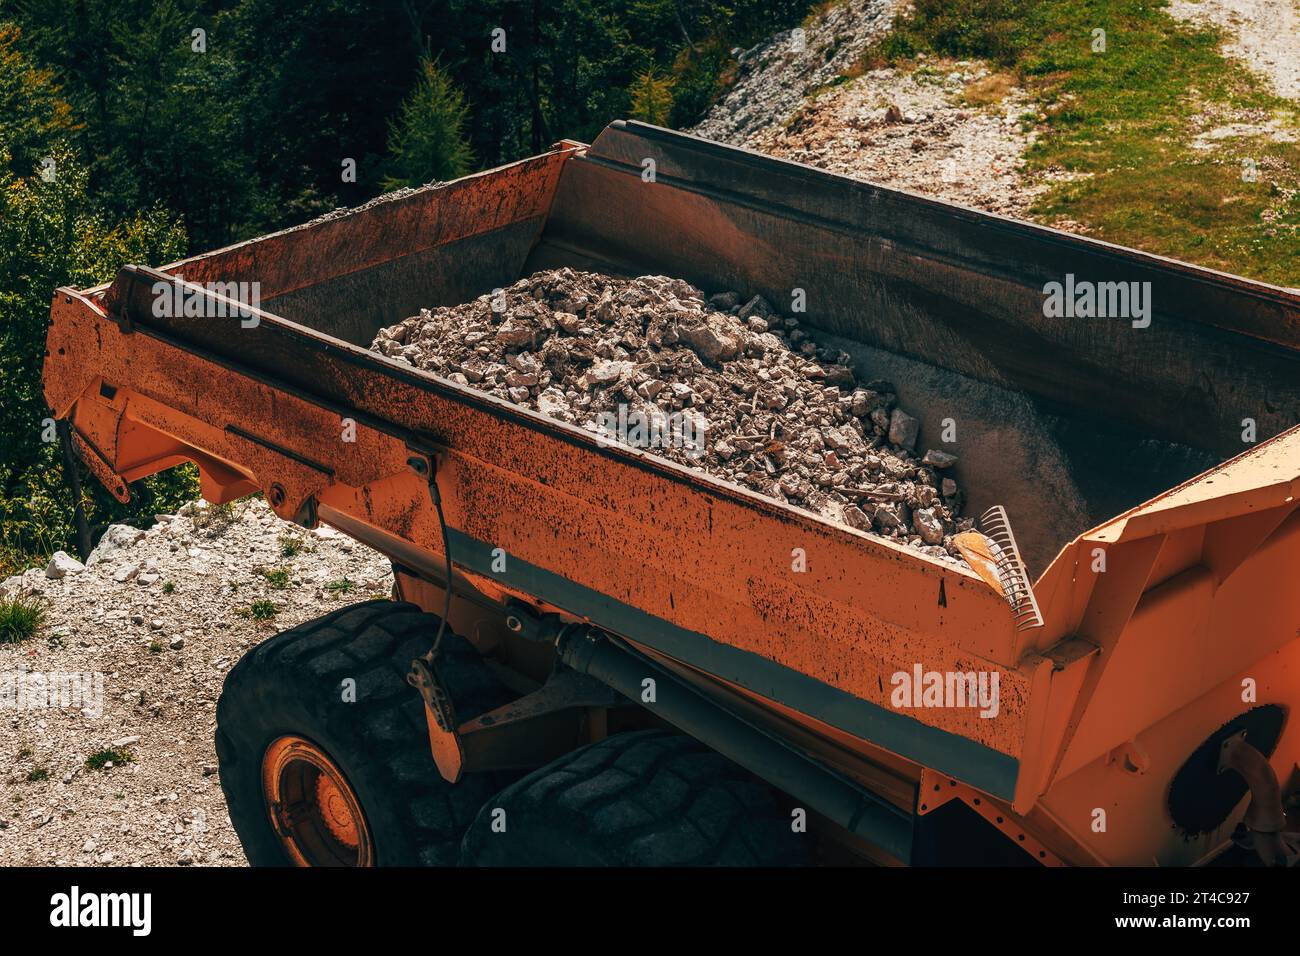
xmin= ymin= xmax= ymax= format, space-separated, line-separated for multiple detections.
xmin=148 ymin=640 xmax=162 ymax=654
xmin=191 ymin=500 xmax=239 ymax=536
xmin=248 ymin=599 xmax=278 ymax=621
xmin=161 ymin=580 xmax=175 ymax=594
xmin=26 ymin=767 xmax=49 ymax=783
xmin=324 ymin=577 xmax=355 ymax=595
xmin=802 ymin=0 xmax=843 ymax=30
xmin=85 ymin=747 xmax=134 ymax=771
xmin=261 ymin=567 xmax=291 ymax=589
xmin=0 ymin=596 xmax=46 ymax=644
xmin=0 ymin=545 xmax=45 ymax=580
xmin=874 ymin=0 xmax=1034 ymax=67
xmin=863 ymin=0 xmax=1300 ymax=286
xmin=279 ymin=534 xmax=307 ymax=558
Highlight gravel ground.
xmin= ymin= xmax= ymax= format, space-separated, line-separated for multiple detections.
xmin=0 ymin=499 xmax=392 ymax=866
xmin=1168 ymin=0 xmax=1300 ymax=100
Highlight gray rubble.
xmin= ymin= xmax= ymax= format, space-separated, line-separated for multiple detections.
xmin=0 ymin=498 xmax=394 ymax=866
xmin=371 ymin=268 xmax=971 ymax=563
xmin=45 ymin=551 xmax=85 ymax=579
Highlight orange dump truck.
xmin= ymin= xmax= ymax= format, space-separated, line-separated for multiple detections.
xmin=43 ymin=122 xmax=1300 ymax=867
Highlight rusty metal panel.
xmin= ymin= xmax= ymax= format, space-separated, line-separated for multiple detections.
xmin=1092 ymin=425 xmax=1300 ymax=542
xmin=82 ymin=146 xmax=578 ymax=345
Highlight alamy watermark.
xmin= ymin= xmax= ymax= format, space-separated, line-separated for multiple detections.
xmin=151 ymin=273 xmax=261 ymax=328
xmin=593 ymin=404 xmax=707 ymax=459
xmin=1042 ymin=273 xmax=1152 ymax=329
xmin=1 ymin=670 xmax=105 ymax=718
xmin=890 ymin=664 xmax=1000 ymax=718
xmin=50 ymin=886 xmax=151 ymax=936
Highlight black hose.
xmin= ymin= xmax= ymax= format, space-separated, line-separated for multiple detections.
xmin=427 ymin=472 xmax=453 ymax=658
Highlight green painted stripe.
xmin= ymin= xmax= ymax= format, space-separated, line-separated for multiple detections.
xmin=449 ymin=529 xmax=1020 ymax=801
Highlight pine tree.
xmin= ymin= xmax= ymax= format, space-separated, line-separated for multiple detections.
xmin=382 ymin=55 xmax=474 ymax=190
xmin=628 ymin=67 xmax=675 ymax=126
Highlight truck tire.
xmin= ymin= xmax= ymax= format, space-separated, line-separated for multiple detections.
xmin=460 ymin=729 xmax=809 ymax=866
xmin=215 ymin=599 xmax=513 ymax=866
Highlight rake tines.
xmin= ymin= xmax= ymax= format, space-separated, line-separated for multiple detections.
xmin=978 ymin=505 xmax=1044 ymax=631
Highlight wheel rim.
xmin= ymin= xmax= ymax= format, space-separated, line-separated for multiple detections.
xmin=261 ymin=735 xmax=375 ymax=867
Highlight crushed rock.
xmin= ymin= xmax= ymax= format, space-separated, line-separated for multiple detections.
xmin=372 ymin=268 xmax=972 ymax=563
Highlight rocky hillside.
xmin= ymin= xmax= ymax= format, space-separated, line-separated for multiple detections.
xmin=692 ymin=0 xmax=1051 ymax=218
xmin=692 ymin=0 xmax=903 ymax=144
xmin=1168 ymin=0 xmax=1300 ymax=100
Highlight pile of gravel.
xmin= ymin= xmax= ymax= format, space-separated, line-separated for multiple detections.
xmin=371 ymin=268 xmax=972 ymax=563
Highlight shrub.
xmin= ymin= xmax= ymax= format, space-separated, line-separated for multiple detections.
xmin=0 ymin=595 xmax=45 ymax=643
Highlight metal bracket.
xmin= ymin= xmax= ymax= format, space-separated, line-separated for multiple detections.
xmin=409 ymin=652 xmax=624 ymax=784
xmin=408 ymin=656 xmax=458 ymax=733
xmin=454 ymin=668 xmax=624 ymax=774
xmin=917 ymin=769 xmax=1064 ymax=866
xmin=403 ymin=435 xmax=448 ymax=486
xmin=502 ymin=599 xmax=564 ymax=644
xmin=292 ymin=495 xmax=318 ymax=529
xmin=113 ymin=299 xmax=134 ymax=334
xmin=70 ymin=423 xmax=131 ymax=504
xmin=106 ymin=268 xmax=137 ymax=334
xmin=1105 ymin=738 xmax=1151 ymax=776
xmin=407 ymin=655 xmax=464 ymax=782
xmin=405 ymin=452 xmax=435 ymax=483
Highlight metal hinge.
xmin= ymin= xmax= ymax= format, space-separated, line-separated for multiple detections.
xmin=407 ymin=656 xmax=457 ymax=733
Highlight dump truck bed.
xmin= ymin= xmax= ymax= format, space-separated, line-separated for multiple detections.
xmin=44 ymin=123 xmax=1300 ymax=866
